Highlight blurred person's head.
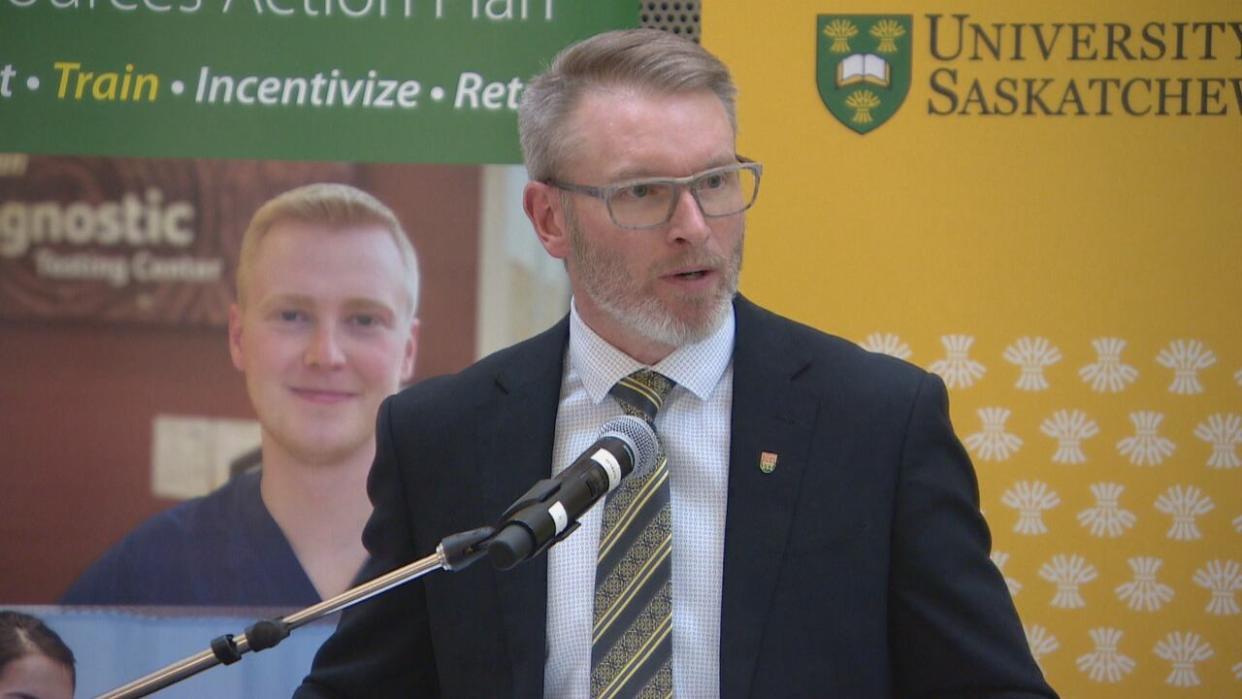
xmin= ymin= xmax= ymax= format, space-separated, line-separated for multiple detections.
xmin=0 ymin=610 xmax=75 ymax=699
xmin=236 ymin=182 xmax=421 ymax=317
xmin=229 ymin=183 xmax=421 ymax=468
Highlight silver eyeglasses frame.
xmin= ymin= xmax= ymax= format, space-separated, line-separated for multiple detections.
xmin=546 ymin=157 xmax=763 ymax=230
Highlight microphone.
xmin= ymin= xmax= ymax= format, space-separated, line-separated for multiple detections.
xmin=487 ymin=415 xmax=659 ymax=570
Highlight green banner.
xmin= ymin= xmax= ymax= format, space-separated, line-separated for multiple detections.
xmin=0 ymin=0 xmax=636 ymax=163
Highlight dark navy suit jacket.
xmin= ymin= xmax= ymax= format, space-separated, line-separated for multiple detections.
xmin=296 ymin=296 xmax=1057 ymax=698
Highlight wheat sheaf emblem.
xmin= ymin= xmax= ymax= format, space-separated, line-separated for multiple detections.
xmin=822 ymin=19 xmax=859 ymax=53
xmin=870 ymin=19 xmax=906 ymax=53
xmin=846 ymin=90 xmax=881 ymax=124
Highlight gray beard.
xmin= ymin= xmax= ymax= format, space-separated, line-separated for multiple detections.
xmin=566 ymin=205 xmax=741 ymax=349
xmin=595 ymin=280 xmax=734 ymax=348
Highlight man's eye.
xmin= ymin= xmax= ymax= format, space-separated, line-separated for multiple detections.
xmin=613 ymin=182 xmax=671 ymax=204
xmin=279 ymin=310 xmax=307 ymax=322
xmin=621 ymin=184 xmax=652 ymax=199
xmin=699 ymin=173 xmax=729 ymax=190
xmin=351 ymin=314 xmax=378 ymax=328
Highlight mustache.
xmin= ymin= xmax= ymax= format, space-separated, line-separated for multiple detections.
xmin=655 ymin=253 xmax=731 ymax=275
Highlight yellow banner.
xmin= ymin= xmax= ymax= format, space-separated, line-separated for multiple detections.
xmin=708 ymin=1 xmax=1241 ymax=695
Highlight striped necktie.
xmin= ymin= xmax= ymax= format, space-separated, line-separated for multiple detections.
xmin=591 ymin=369 xmax=676 ymax=699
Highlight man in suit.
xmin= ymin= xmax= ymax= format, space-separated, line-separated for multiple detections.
xmin=297 ymin=30 xmax=1057 ymax=697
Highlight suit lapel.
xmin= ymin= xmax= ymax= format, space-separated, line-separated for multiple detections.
xmin=477 ymin=318 xmax=569 ymax=697
xmin=720 ymin=297 xmax=819 ymax=699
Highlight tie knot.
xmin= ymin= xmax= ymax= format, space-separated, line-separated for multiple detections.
xmin=610 ymin=369 xmax=676 ymax=424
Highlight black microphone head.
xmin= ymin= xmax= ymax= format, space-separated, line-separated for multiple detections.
xmin=598 ymin=415 xmax=659 ymax=479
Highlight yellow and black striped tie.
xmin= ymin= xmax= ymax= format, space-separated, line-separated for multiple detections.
xmin=591 ymin=369 xmax=676 ymax=699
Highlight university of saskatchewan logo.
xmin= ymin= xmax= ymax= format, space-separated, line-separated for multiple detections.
xmin=816 ymin=15 xmax=913 ymax=134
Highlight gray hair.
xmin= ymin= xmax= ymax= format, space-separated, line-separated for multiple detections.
xmin=518 ymin=28 xmax=738 ymax=182
xmin=237 ymin=183 xmax=420 ymax=316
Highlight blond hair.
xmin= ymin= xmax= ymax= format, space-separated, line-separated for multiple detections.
xmin=236 ymin=183 xmax=420 ymax=315
xmin=518 ymin=28 xmax=738 ymax=182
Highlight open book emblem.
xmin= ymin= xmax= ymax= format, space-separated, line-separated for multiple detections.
xmin=837 ymin=54 xmax=890 ymax=88
xmin=817 ymin=15 xmax=912 ymax=134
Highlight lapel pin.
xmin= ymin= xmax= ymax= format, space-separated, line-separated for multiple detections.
xmin=759 ymin=451 xmax=778 ymax=474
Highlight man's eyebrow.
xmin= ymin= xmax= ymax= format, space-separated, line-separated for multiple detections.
xmin=258 ymin=293 xmax=313 ymax=309
xmin=609 ymin=157 xmax=739 ymax=183
xmin=599 ymin=166 xmax=661 ymax=183
xmin=342 ymin=297 xmax=398 ymax=316
xmin=255 ymin=295 xmax=396 ymax=314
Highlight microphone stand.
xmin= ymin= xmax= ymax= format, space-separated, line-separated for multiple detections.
xmin=96 ymin=526 xmax=495 ymax=699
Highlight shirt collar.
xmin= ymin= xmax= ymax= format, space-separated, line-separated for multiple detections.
xmin=568 ymin=297 xmax=735 ymax=404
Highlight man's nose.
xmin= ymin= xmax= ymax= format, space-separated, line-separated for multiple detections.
xmin=305 ymin=323 xmax=346 ymax=368
xmin=666 ymin=187 xmax=711 ymax=243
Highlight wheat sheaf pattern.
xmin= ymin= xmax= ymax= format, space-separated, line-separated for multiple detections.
xmin=861 ymin=330 xmax=1239 ymax=691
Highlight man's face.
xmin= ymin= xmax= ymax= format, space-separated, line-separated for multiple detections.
xmin=228 ymin=220 xmax=418 ymax=467
xmin=552 ymin=89 xmax=744 ymax=357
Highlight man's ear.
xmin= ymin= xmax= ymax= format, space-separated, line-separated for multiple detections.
xmin=227 ymin=304 xmax=245 ymax=371
xmin=400 ymin=318 xmax=420 ymax=384
xmin=523 ymin=181 xmax=570 ymax=260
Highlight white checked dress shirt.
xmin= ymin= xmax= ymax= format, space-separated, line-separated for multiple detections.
xmin=544 ymin=300 xmax=735 ymax=698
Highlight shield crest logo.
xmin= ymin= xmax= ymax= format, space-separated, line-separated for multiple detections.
xmin=759 ymin=451 xmax=778 ymax=474
xmin=816 ymin=15 xmax=913 ymax=134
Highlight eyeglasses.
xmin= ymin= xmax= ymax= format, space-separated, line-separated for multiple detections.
xmin=547 ymin=158 xmax=762 ymax=230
